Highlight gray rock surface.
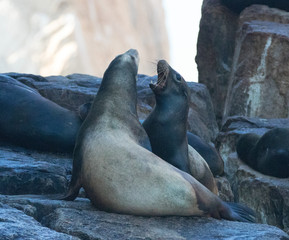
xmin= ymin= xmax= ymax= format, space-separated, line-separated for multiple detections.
xmin=223 ymin=5 xmax=289 ymax=121
xmin=217 ymin=116 xmax=289 ymax=234
xmin=0 ymin=195 xmax=288 ymax=240
xmin=0 ymin=143 xmax=71 ymax=195
xmin=197 ymin=0 xmax=238 ymax=125
xmin=1 ymin=73 xmax=289 ymax=238
xmin=197 ymin=2 xmax=289 ymax=125
xmin=0 ymin=202 xmax=79 ymax=240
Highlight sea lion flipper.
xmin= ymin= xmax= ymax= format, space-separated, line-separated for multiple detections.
xmin=61 ymin=178 xmax=81 ymax=201
xmin=61 ymin=146 xmax=83 ymax=201
xmin=78 ymin=102 xmax=92 ymax=121
xmin=220 ymin=202 xmax=256 ymax=223
xmin=188 ymin=145 xmax=218 ymax=195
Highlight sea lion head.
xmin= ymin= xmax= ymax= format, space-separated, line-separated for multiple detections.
xmin=150 ymin=60 xmax=190 ymax=101
xmin=104 ymin=49 xmax=139 ymax=82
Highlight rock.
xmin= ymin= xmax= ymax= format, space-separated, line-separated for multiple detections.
xmin=217 ymin=116 xmax=289 ymax=234
xmin=0 ymin=0 xmax=169 ymax=77
xmin=215 ymin=176 xmax=234 ymax=202
xmin=0 ymin=115 xmax=288 ymax=238
xmin=187 ymin=82 xmax=219 ymax=142
xmin=223 ymin=5 xmax=289 ymax=121
xmin=0 ymin=202 xmax=79 ymax=240
xmin=5 ymin=72 xmax=218 ymax=142
xmin=196 ymin=0 xmax=238 ymax=125
xmin=0 ymin=195 xmax=288 ymax=240
xmin=226 ymin=153 xmax=289 ymax=235
xmin=197 ymin=3 xmax=289 ymax=125
xmin=0 ymin=143 xmax=72 ymax=195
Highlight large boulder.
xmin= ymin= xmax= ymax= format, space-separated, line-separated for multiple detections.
xmin=223 ymin=5 xmax=289 ymax=122
xmin=217 ymin=116 xmax=289 ymax=234
xmin=0 ymin=202 xmax=79 ymax=240
xmin=0 ymin=143 xmax=71 ymax=195
xmin=0 ymin=195 xmax=288 ymax=240
xmin=198 ymin=2 xmax=289 ymax=124
xmin=196 ymin=0 xmax=238 ymax=125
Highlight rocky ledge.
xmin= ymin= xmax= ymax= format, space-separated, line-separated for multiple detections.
xmin=1 ymin=194 xmax=289 ymax=240
xmin=0 ymin=72 xmax=289 ymax=238
xmin=217 ymin=116 xmax=289 ymax=234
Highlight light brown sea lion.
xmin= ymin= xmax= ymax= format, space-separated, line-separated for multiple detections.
xmin=62 ymin=49 xmax=255 ymax=222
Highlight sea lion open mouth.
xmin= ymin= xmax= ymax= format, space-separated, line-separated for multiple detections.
xmin=149 ymin=60 xmax=169 ymax=92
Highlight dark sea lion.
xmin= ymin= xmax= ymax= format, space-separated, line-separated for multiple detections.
xmin=142 ymin=60 xmax=218 ymax=194
xmin=187 ymin=132 xmax=224 ymax=176
xmin=0 ymin=75 xmax=81 ymax=152
xmin=221 ymin=0 xmax=289 ymax=14
xmin=236 ymin=128 xmax=289 ymax=178
xmin=63 ymin=49 xmax=255 ymax=222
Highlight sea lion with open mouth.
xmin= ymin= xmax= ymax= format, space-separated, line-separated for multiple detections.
xmin=62 ymin=49 xmax=255 ymax=222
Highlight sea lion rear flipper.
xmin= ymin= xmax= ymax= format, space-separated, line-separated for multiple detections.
xmin=220 ymin=202 xmax=256 ymax=223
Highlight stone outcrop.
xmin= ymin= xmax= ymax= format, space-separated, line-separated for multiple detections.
xmin=197 ymin=1 xmax=289 ymax=124
xmin=0 ymin=0 xmax=169 ymax=77
xmin=223 ymin=5 xmax=289 ymax=121
xmin=2 ymin=74 xmax=289 ymax=238
xmin=196 ymin=0 xmax=238 ymax=125
xmin=0 ymin=203 xmax=79 ymax=240
xmin=1 ymin=195 xmax=288 ymax=239
xmin=217 ymin=116 xmax=289 ymax=234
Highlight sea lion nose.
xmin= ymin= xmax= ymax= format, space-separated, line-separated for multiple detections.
xmin=125 ymin=49 xmax=139 ymax=66
xmin=126 ymin=49 xmax=139 ymax=57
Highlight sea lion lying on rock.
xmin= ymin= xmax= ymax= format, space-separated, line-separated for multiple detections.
xmin=0 ymin=75 xmax=81 ymax=153
xmin=236 ymin=128 xmax=289 ymax=178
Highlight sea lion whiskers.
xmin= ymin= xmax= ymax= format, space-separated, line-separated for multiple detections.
xmin=150 ymin=67 xmax=168 ymax=90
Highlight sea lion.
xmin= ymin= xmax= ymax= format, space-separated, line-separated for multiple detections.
xmin=236 ymin=128 xmax=289 ymax=178
xmin=63 ymin=49 xmax=255 ymax=222
xmin=187 ymin=132 xmax=224 ymax=176
xmin=0 ymin=75 xmax=81 ymax=152
xmin=221 ymin=0 xmax=289 ymax=14
xmin=73 ymin=83 xmax=224 ymax=178
xmin=142 ymin=60 xmax=218 ymax=194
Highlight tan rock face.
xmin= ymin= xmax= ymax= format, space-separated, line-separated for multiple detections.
xmin=198 ymin=3 xmax=289 ymax=124
xmin=0 ymin=0 xmax=169 ymax=76
xmin=223 ymin=6 xmax=289 ymax=121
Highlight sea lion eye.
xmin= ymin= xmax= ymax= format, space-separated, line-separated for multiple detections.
xmin=176 ymin=74 xmax=182 ymax=82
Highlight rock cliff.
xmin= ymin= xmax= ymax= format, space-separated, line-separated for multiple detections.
xmin=197 ymin=0 xmax=289 ymax=124
xmin=0 ymin=0 xmax=169 ymax=77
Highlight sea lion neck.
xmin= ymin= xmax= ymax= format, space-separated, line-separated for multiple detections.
xmin=154 ymin=94 xmax=189 ymax=122
xmin=93 ymin=53 xmax=139 ymax=118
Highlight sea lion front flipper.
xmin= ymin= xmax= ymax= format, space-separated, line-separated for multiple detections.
xmin=78 ymin=102 xmax=92 ymax=121
xmin=188 ymin=145 xmax=218 ymax=195
xmin=61 ymin=145 xmax=83 ymax=201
